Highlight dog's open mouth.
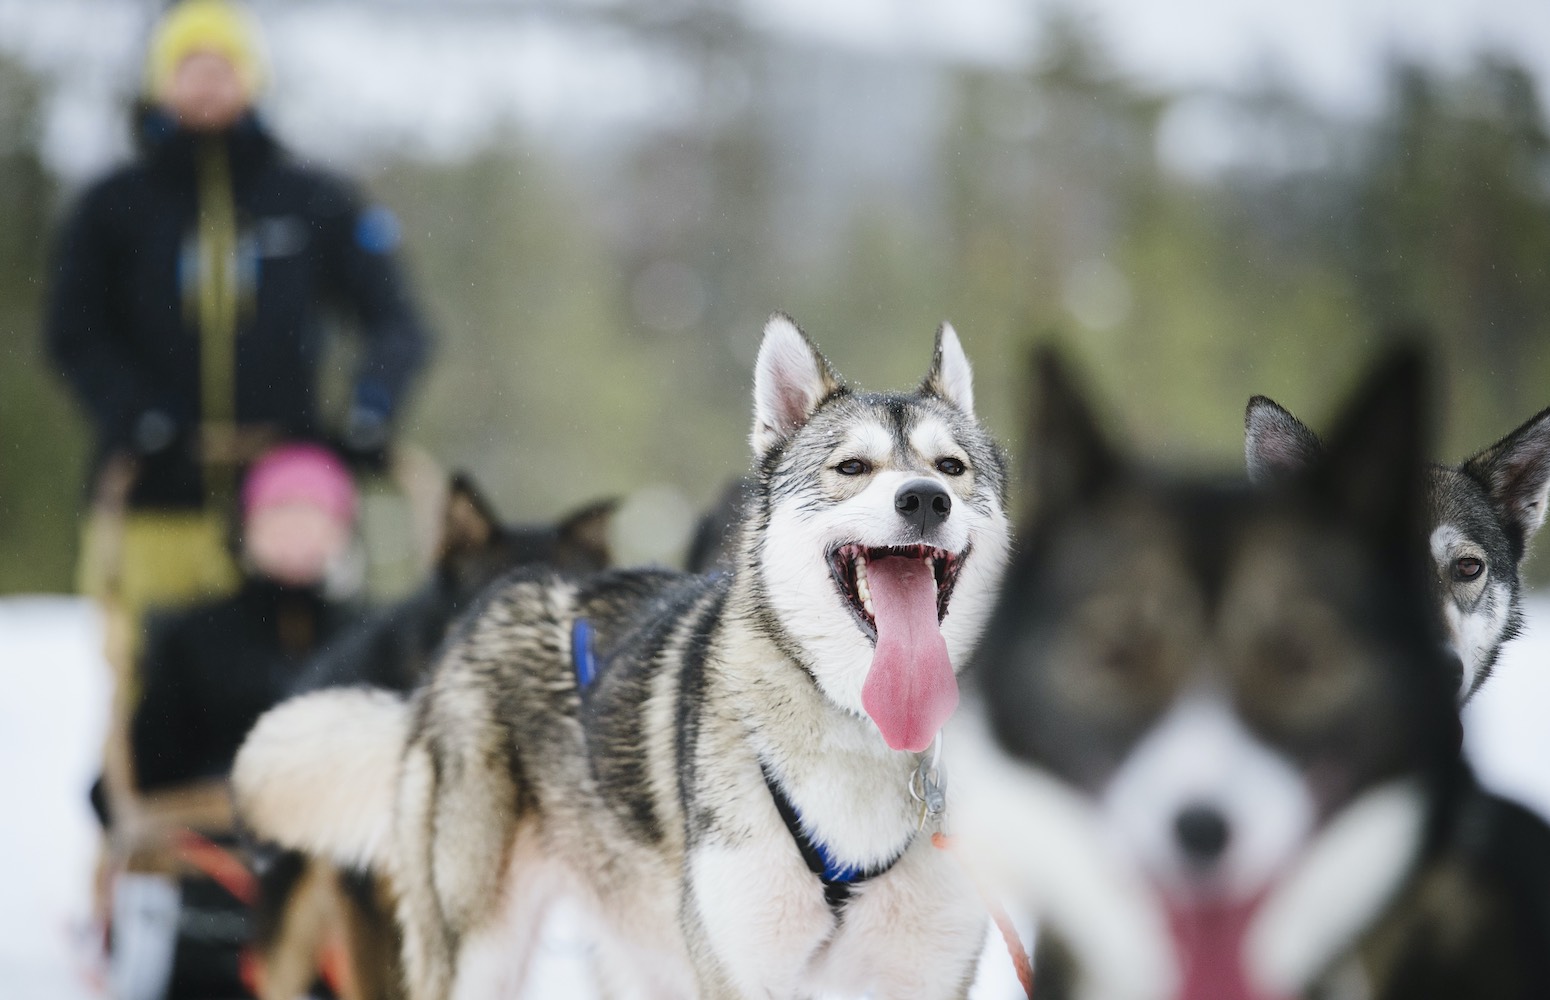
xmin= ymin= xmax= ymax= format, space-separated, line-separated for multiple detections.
xmin=829 ymin=543 xmax=964 ymax=641
xmin=829 ymin=543 xmax=966 ymax=752
xmin=1164 ymin=893 xmax=1280 ymax=1000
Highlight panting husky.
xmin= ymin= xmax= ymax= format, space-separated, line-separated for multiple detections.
xmin=1245 ymin=394 xmax=1550 ymax=700
xmin=235 ymin=315 xmax=1013 ymax=999
xmin=955 ymin=349 xmax=1550 ymax=1000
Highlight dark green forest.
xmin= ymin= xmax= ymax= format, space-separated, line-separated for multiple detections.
xmin=3 ymin=15 xmax=1549 ymax=591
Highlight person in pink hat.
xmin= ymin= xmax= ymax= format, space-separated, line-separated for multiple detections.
xmin=239 ymin=443 xmax=360 ymax=588
xmin=104 ymin=444 xmax=363 ymax=1000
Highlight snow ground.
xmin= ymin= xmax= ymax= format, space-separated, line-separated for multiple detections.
xmin=0 ymin=598 xmax=109 ymax=1000
xmin=1 ymin=595 xmax=1545 ymax=999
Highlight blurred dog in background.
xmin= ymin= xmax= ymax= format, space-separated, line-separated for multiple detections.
xmin=1246 ymin=395 xmax=1550 ymax=701
xmin=955 ymin=349 xmax=1550 ymax=1000
xmin=252 ymin=475 xmax=614 ymax=1000
xmin=293 ymin=474 xmax=614 ymax=696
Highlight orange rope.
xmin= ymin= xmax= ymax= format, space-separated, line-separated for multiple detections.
xmin=170 ymin=828 xmax=258 ymax=906
xmin=172 ymin=830 xmax=351 ymax=996
xmin=238 ymin=947 xmax=265 ymax=997
xmin=932 ymin=832 xmax=1034 ymax=999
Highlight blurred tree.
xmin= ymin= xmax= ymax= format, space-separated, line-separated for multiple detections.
xmin=5 ymin=8 xmax=1550 ymax=590
xmin=613 ymin=0 xmax=775 ymax=388
xmin=932 ymin=8 xmax=1370 ymax=459
xmin=930 ymin=8 xmax=1168 ymax=445
xmin=1351 ymin=54 xmax=1550 ymax=452
xmin=370 ymin=139 xmax=753 ymax=528
xmin=0 ymin=54 xmax=88 ymax=592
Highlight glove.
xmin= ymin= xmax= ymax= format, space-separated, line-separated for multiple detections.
xmin=338 ymin=405 xmax=392 ymax=472
xmin=131 ymin=409 xmax=178 ymax=455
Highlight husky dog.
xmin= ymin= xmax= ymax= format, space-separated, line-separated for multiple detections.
xmin=294 ymin=474 xmax=616 ymax=695
xmin=1246 ymin=397 xmax=1550 ymax=700
xmin=253 ymin=475 xmax=615 ymax=1000
xmin=954 ymin=350 xmax=1550 ymax=1000
xmin=235 ymin=315 xmax=1012 ymax=1000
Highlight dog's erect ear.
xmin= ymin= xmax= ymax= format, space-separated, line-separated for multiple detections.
xmin=555 ymin=498 xmax=617 ymax=572
xmin=1245 ymin=396 xmax=1323 ymax=485
xmin=920 ymin=322 xmax=975 ymax=417
xmin=1313 ymin=350 xmax=1430 ymax=547
xmin=1022 ymin=346 xmax=1120 ymax=523
xmin=439 ymin=473 xmax=500 ymax=560
xmin=1461 ymin=405 xmax=1550 ymax=558
xmin=751 ymin=313 xmax=841 ymax=454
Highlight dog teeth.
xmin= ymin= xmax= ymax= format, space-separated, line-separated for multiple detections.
xmin=855 ymin=555 xmax=875 ymax=617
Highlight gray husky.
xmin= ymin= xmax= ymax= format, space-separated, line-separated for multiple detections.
xmin=1245 ymin=396 xmax=1550 ymax=699
xmin=234 ymin=315 xmax=1012 ymax=999
xmin=954 ymin=350 xmax=1550 ymax=1000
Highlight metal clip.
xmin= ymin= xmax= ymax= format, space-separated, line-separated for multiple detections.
xmin=909 ymin=734 xmax=946 ymax=830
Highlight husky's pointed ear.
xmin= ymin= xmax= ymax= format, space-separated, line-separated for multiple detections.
xmin=1314 ymin=350 xmax=1430 ymax=546
xmin=751 ymin=313 xmax=841 ymax=454
xmin=1461 ymin=405 xmax=1550 ymax=558
xmin=1023 ymin=345 xmax=1120 ymax=522
xmin=439 ymin=473 xmax=500 ymax=560
xmin=1245 ymin=396 xmax=1323 ymax=485
xmin=555 ymin=497 xmax=617 ymax=572
xmin=920 ymin=322 xmax=975 ymax=416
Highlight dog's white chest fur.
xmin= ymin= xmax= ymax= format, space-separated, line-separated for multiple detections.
xmin=689 ymin=800 xmax=984 ymax=1000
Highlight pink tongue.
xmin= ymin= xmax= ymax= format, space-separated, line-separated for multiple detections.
xmin=859 ymin=556 xmax=958 ymax=752
xmin=1165 ymin=897 xmax=1289 ymax=1000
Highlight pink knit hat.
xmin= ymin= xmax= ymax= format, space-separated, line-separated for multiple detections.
xmin=242 ymin=443 xmax=357 ymax=524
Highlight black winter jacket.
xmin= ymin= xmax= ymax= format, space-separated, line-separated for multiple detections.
xmin=130 ymin=577 xmax=361 ymax=792
xmin=47 ymin=110 xmax=430 ymax=508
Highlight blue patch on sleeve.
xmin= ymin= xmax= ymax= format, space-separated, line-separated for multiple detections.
xmin=351 ymin=379 xmax=394 ymax=421
xmin=354 ymin=205 xmax=402 ymax=255
xmin=573 ymin=618 xmax=597 ymax=690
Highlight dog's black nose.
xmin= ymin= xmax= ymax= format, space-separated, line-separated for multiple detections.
xmin=1174 ymin=803 xmax=1231 ymax=866
xmin=895 ymin=479 xmax=951 ymax=532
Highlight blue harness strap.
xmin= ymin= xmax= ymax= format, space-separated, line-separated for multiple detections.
xmin=758 ymin=758 xmax=909 ymax=913
xmin=572 ymin=618 xmax=597 ymax=689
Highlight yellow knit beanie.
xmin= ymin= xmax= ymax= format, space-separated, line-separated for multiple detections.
xmin=145 ymin=0 xmax=267 ymax=100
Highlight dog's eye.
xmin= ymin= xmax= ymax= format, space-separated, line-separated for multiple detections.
xmin=1454 ymin=557 xmax=1485 ymax=581
xmin=936 ymin=457 xmax=967 ymax=477
xmin=835 ymin=459 xmax=871 ymax=476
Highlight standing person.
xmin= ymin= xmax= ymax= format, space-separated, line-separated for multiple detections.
xmin=44 ymin=0 xmax=431 ymax=830
xmin=111 ymin=443 xmax=364 ymax=1000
